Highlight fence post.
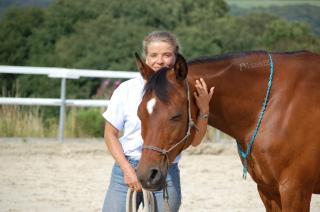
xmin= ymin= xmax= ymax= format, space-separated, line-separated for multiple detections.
xmin=58 ymin=78 xmax=67 ymax=142
xmin=215 ymin=129 xmax=221 ymax=142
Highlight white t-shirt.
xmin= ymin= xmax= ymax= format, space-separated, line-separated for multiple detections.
xmin=102 ymin=75 xmax=180 ymax=162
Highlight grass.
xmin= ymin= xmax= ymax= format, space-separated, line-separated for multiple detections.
xmin=226 ymin=0 xmax=320 ymax=8
xmin=0 ymin=105 xmax=105 ymax=138
xmin=0 ymin=105 xmax=47 ymax=137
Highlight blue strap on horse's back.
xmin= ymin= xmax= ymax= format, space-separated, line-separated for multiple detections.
xmin=237 ymin=53 xmax=274 ymax=179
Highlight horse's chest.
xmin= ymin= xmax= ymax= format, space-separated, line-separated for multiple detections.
xmin=246 ymin=153 xmax=277 ymax=187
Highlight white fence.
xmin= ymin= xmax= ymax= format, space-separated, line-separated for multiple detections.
xmin=0 ymin=65 xmax=139 ymax=142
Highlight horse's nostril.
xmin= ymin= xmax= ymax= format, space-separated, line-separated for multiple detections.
xmin=150 ymin=168 xmax=158 ymax=179
xmin=148 ymin=167 xmax=161 ymax=184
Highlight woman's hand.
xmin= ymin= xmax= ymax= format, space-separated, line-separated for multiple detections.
xmin=193 ymin=78 xmax=214 ymax=114
xmin=123 ymin=165 xmax=142 ymax=192
xmin=191 ymin=78 xmax=214 ymax=147
xmin=104 ymin=122 xmax=142 ymax=192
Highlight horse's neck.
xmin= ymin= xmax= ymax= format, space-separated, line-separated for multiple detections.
xmin=189 ymin=54 xmax=271 ymax=141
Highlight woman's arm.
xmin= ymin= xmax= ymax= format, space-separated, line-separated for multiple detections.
xmin=104 ymin=122 xmax=142 ymax=191
xmin=191 ymin=78 xmax=214 ymax=147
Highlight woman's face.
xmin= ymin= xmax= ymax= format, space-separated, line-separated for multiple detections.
xmin=145 ymin=41 xmax=176 ymax=71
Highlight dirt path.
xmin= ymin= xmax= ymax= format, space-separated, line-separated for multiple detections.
xmin=0 ymin=139 xmax=319 ymax=212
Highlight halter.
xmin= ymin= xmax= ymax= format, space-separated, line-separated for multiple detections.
xmin=142 ymin=79 xmax=197 ymax=166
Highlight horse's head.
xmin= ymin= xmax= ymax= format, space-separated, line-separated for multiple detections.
xmin=135 ymin=53 xmax=197 ymax=191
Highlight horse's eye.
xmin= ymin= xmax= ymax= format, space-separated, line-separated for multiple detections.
xmin=170 ymin=114 xmax=181 ymax=122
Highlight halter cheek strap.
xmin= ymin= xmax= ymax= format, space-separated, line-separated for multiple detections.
xmin=142 ymin=79 xmax=197 ymax=165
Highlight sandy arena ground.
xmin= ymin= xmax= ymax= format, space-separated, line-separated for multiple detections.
xmin=0 ymin=138 xmax=319 ymax=212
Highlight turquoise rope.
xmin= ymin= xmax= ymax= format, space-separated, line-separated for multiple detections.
xmin=237 ymin=53 xmax=274 ymax=179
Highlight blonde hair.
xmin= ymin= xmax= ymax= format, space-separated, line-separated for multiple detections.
xmin=142 ymin=31 xmax=181 ymax=58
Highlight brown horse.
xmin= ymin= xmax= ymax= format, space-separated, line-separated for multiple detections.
xmin=135 ymin=51 xmax=320 ymax=211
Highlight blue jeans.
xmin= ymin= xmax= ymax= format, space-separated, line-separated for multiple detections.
xmin=102 ymin=157 xmax=181 ymax=212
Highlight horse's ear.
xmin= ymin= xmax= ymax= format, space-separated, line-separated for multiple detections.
xmin=135 ymin=52 xmax=154 ymax=80
xmin=173 ymin=53 xmax=188 ymax=80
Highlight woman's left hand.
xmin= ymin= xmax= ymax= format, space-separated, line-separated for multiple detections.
xmin=193 ymin=78 xmax=214 ymax=114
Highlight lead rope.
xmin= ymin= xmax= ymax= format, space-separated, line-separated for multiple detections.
xmin=125 ymin=187 xmax=170 ymax=212
xmin=163 ymin=184 xmax=170 ymax=212
xmin=237 ymin=53 xmax=274 ymax=179
xmin=126 ymin=188 xmax=155 ymax=212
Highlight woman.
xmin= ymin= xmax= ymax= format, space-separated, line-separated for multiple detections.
xmin=102 ymin=31 xmax=214 ymax=212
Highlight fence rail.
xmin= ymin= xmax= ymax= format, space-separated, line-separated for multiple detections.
xmin=0 ymin=97 xmax=108 ymax=107
xmin=0 ymin=65 xmax=139 ymax=79
xmin=0 ymin=65 xmax=138 ymax=141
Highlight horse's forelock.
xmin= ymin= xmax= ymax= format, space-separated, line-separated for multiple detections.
xmin=144 ymin=67 xmax=171 ymax=103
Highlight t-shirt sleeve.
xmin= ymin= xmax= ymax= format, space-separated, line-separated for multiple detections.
xmin=102 ymin=86 xmax=125 ymax=131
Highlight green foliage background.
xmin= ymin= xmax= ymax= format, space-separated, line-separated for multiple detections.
xmin=0 ymin=0 xmax=320 ymax=137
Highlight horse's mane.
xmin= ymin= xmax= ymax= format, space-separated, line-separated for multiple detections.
xmin=187 ymin=50 xmax=307 ymax=65
xmin=144 ymin=67 xmax=171 ymax=103
xmin=188 ymin=51 xmax=267 ymax=65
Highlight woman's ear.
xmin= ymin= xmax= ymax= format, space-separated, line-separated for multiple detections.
xmin=135 ymin=52 xmax=154 ymax=81
xmin=173 ymin=53 xmax=188 ymax=80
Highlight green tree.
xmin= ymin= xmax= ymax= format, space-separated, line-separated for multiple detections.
xmin=1 ymin=0 xmax=319 ymax=100
xmin=17 ymin=0 xmax=229 ymax=100
xmin=262 ymin=19 xmax=320 ymax=51
xmin=27 ymin=0 xmax=103 ymax=66
xmin=0 ymin=7 xmax=44 ymax=65
xmin=0 ymin=7 xmax=45 ymax=95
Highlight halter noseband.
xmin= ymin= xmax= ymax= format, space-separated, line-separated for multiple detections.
xmin=142 ymin=79 xmax=197 ymax=165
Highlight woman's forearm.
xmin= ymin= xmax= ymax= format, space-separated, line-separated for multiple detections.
xmin=191 ymin=116 xmax=208 ymax=147
xmin=104 ymin=124 xmax=133 ymax=173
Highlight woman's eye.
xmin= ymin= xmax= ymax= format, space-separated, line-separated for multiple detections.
xmin=164 ymin=53 xmax=172 ymax=58
xmin=150 ymin=54 xmax=157 ymax=58
xmin=170 ymin=114 xmax=181 ymax=121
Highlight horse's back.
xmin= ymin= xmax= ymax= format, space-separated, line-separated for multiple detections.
xmin=273 ymin=51 xmax=320 ymax=102
xmin=275 ymin=51 xmax=320 ymax=77
xmin=271 ymin=51 xmax=320 ymax=134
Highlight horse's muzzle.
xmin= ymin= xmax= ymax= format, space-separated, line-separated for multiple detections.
xmin=137 ymin=166 xmax=167 ymax=191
